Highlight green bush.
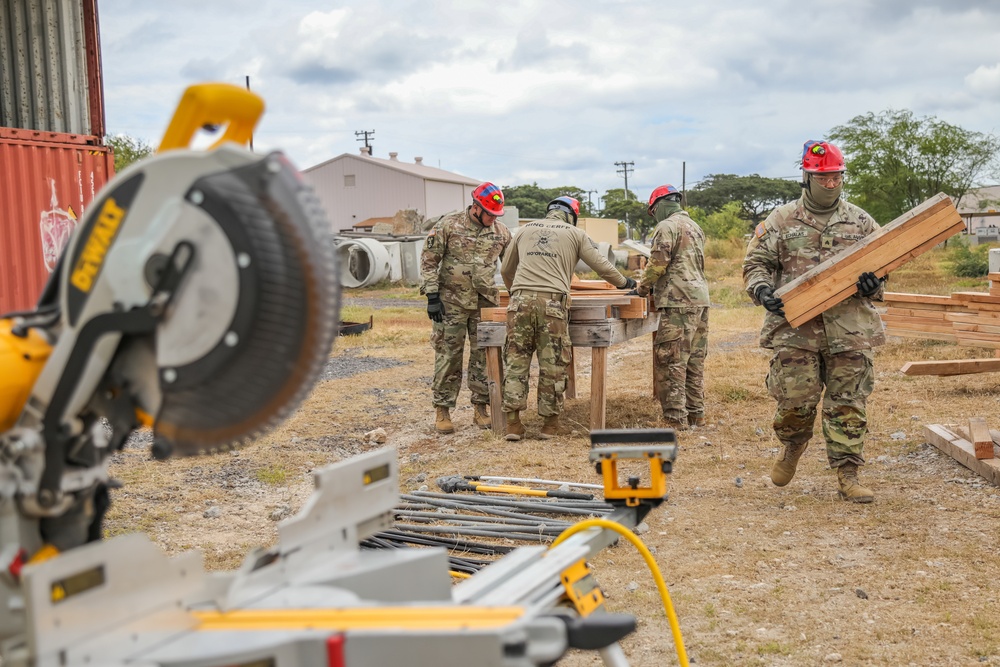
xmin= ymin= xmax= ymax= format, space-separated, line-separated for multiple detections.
xmin=690 ymin=202 xmax=747 ymax=240
xmin=945 ymin=238 xmax=990 ymax=278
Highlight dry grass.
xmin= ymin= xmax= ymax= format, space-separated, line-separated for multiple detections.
xmin=104 ymin=246 xmax=1000 ymax=666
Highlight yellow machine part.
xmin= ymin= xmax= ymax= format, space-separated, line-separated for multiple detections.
xmin=0 ymin=319 xmax=52 ymax=431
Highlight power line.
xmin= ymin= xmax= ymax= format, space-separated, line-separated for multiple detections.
xmin=614 ymin=161 xmax=635 ymax=235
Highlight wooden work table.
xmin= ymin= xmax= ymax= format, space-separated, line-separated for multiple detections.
xmin=476 ymin=296 xmax=660 ymax=432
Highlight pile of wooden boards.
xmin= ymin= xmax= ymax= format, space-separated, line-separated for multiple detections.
xmin=924 ymin=418 xmax=1000 ymax=487
xmin=773 ymin=193 xmax=964 ymax=328
xmin=480 ymin=278 xmax=649 ymax=322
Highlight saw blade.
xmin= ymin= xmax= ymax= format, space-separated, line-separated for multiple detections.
xmin=152 ymin=152 xmax=339 ymax=456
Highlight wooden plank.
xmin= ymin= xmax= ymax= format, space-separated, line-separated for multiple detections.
xmin=884 ymin=328 xmax=958 ymax=343
xmin=775 ymin=200 xmax=956 ymax=307
xmin=570 ymin=277 xmax=617 ymax=290
xmin=968 ymin=417 xmax=994 ymax=459
xmin=785 ymin=218 xmax=964 ymax=326
xmin=477 ymin=321 xmax=508 ymax=347
xmin=881 ymin=314 xmax=955 ymax=332
xmin=486 ymin=347 xmax=506 ymax=432
xmin=566 ymin=347 xmax=576 ymax=399
xmin=952 ymin=321 xmax=1000 ymax=335
xmin=590 ymin=347 xmax=607 ymax=430
xmin=571 ymin=306 xmax=612 ymax=321
xmin=883 ymin=292 xmax=960 ymax=307
xmin=886 ymin=307 xmax=949 ymax=320
xmin=900 ymin=358 xmax=1000 ymax=376
xmin=951 ymin=291 xmax=1000 ymax=305
xmin=988 ymin=272 xmax=1000 ymax=283
xmin=924 ymin=424 xmax=1000 ymax=487
xmin=615 ymin=296 xmax=648 ymax=319
xmin=480 ymin=307 xmax=507 ymax=322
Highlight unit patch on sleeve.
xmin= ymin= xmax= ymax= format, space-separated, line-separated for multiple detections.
xmin=754 ymin=222 xmax=768 ymax=239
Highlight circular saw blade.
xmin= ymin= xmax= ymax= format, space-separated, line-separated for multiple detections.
xmin=152 ymin=152 xmax=340 ymax=456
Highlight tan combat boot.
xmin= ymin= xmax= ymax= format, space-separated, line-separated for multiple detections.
xmin=473 ymin=404 xmax=491 ymax=429
xmin=663 ymin=416 xmax=688 ymax=432
xmin=539 ymin=415 xmax=562 ymax=439
xmin=688 ymin=415 xmax=707 ymax=428
xmin=504 ymin=411 xmax=525 ymax=441
xmin=435 ymin=407 xmax=454 ymax=434
xmin=837 ymin=462 xmax=874 ymax=503
xmin=771 ymin=442 xmax=808 ymax=487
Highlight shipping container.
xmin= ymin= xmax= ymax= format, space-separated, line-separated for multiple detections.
xmin=0 ymin=127 xmax=114 ymax=313
xmin=0 ymin=0 xmax=105 ymax=137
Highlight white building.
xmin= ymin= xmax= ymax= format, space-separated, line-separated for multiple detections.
xmin=303 ymin=148 xmax=482 ymax=232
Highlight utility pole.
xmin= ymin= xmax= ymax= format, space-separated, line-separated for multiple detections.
xmin=614 ymin=161 xmax=635 ymax=238
xmin=585 ymin=189 xmax=598 ymax=216
xmin=355 ymin=130 xmax=375 ymax=156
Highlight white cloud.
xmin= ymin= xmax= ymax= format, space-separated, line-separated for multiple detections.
xmin=966 ymin=64 xmax=1000 ymax=98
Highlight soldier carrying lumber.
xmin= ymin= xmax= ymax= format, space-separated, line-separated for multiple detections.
xmin=421 ymin=182 xmax=512 ymax=434
xmin=500 ymin=196 xmax=635 ymax=441
xmin=634 ymin=184 xmax=711 ymax=431
xmin=742 ymin=140 xmax=886 ymax=503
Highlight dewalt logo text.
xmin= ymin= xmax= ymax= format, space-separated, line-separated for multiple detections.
xmin=70 ymin=198 xmax=126 ymax=293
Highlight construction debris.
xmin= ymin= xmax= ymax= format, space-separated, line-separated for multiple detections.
xmin=924 ymin=422 xmax=1000 ymax=486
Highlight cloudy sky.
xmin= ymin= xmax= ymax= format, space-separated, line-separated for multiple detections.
xmin=98 ymin=0 xmax=1000 ymax=204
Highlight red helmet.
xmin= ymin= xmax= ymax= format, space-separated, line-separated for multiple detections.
xmin=801 ymin=141 xmax=845 ymax=173
xmin=547 ymin=196 xmax=580 ymax=224
xmin=647 ymin=184 xmax=681 ymax=215
xmin=472 ymin=182 xmax=505 ymax=217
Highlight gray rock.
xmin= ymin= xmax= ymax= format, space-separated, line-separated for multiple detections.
xmin=270 ymin=505 xmax=292 ymax=522
xmin=890 ymin=431 xmax=907 ymax=440
xmin=855 ymin=588 xmax=869 ymax=600
xmin=203 ymin=506 xmax=222 ymax=519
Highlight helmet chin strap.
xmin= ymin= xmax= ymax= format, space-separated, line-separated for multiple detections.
xmin=471 ymin=204 xmax=494 ymax=227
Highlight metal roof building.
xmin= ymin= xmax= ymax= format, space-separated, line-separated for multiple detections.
xmin=302 ymin=148 xmax=482 ymax=232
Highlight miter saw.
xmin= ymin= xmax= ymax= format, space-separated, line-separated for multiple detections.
xmin=0 ymin=85 xmax=687 ymax=667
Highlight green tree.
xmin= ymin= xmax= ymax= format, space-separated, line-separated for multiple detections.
xmin=502 ymin=183 xmax=596 ymax=219
xmin=685 ymin=174 xmax=801 ymax=232
xmin=829 ymin=109 xmax=1000 ymax=223
xmin=601 ymin=188 xmax=650 ymax=240
xmin=105 ymin=134 xmax=155 ymax=172
xmin=688 ymin=202 xmax=747 ymax=240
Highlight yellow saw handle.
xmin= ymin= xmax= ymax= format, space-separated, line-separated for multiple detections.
xmin=158 ymin=83 xmax=264 ymax=152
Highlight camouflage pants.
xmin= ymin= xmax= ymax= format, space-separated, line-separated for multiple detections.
xmin=502 ymin=292 xmax=571 ymax=417
xmin=654 ymin=307 xmax=709 ymax=422
xmin=765 ymin=346 xmax=875 ymax=467
xmin=431 ymin=299 xmax=489 ymax=408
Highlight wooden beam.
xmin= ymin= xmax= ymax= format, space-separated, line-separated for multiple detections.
xmin=566 ymin=347 xmax=576 ymax=399
xmin=774 ymin=194 xmax=963 ymax=327
xmin=486 ymin=347 xmax=506 ymax=433
xmin=924 ymin=424 xmax=1000 ymax=487
xmin=480 ymin=307 xmax=507 ymax=322
xmin=900 ymin=358 xmax=1000 ymax=376
xmin=590 ymin=347 xmax=607 ymax=430
xmin=968 ymin=417 xmax=994 ymax=459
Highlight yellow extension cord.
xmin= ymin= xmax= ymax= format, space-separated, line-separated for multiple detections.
xmin=550 ymin=518 xmax=690 ymax=667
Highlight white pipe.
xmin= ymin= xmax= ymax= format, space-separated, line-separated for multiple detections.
xmin=335 ymin=237 xmax=391 ymax=288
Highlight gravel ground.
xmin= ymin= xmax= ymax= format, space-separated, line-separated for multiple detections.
xmin=319 ymin=348 xmax=410 ymax=381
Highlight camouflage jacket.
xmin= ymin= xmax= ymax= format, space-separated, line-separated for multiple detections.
xmin=742 ymin=198 xmax=886 ymax=353
xmin=420 ymin=207 xmax=511 ymax=310
xmin=637 ymin=210 xmax=710 ymax=309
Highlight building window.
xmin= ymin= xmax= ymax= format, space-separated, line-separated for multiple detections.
xmin=344 ymin=174 xmax=356 ymax=187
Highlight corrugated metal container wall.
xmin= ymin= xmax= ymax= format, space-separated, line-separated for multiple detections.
xmin=0 ymin=0 xmax=105 ymax=137
xmin=0 ymin=128 xmax=114 ymax=313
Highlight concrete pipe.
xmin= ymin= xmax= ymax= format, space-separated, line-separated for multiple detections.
xmin=576 ymin=242 xmax=614 ymax=273
xmin=612 ymin=249 xmax=629 ymax=268
xmin=336 ymin=237 xmax=392 ymax=288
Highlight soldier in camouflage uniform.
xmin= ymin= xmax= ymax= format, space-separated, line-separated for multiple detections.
xmin=500 ymin=196 xmax=635 ymax=441
xmin=421 ymin=182 xmax=512 ymax=434
xmin=742 ymin=140 xmax=886 ymax=503
xmin=635 ymin=184 xmax=710 ymax=431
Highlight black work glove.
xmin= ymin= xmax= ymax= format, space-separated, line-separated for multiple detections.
xmin=755 ymin=284 xmax=785 ymax=317
xmin=426 ymin=293 xmax=445 ymax=322
xmin=626 ymin=289 xmax=639 ymax=296
xmin=856 ymin=271 xmax=883 ymax=298
xmin=622 ymin=277 xmax=637 ymax=290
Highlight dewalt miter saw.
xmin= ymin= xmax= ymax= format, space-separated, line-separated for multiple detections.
xmin=0 ymin=82 xmax=339 ymax=637
xmin=0 ymin=85 xmax=688 ymax=667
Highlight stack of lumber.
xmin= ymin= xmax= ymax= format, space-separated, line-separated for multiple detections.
xmin=773 ymin=193 xmax=964 ymax=328
xmin=883 ymin=291 xmax=1000 ymax=349
xmin=481 ymin=278 xmax=649 ymax=322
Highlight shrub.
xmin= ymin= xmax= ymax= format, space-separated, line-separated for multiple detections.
xmin=945 ymin=238 xmax=990 ymax=278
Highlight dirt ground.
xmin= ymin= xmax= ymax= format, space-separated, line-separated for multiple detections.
xmin=106 ymin=262 xmax=1000 ymax=667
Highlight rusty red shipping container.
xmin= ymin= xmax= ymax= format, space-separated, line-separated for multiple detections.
xmin=0 ymin=127 xmax=114 ymax=313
